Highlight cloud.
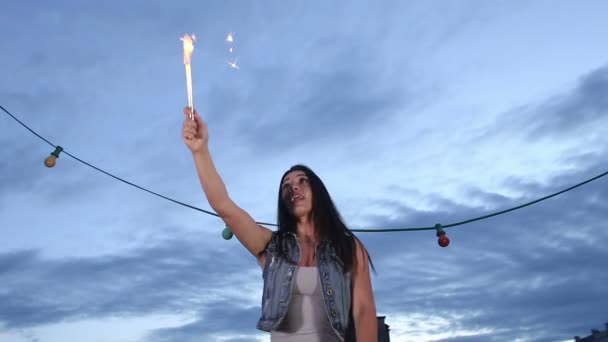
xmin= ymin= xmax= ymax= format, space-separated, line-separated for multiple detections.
xmin=525 ymin=65 xmax=608 ymax=139
xmin=3 ymin=153 xmax=605 ymax=341
xmin=2 ymin=2 xmax=608 ymax=342
xmin=0 ymin=235 xmax=262 ymax=328
xmin=254 ymin=69 xmax=405 ymax=149
xmin=357 ymin=155 xmax=608 ymax=341
xmin=0 ymin=140 xmax=45 ymax=195
xmin=202 ymin=35 xmax=415 ymax=157
xmin=477 ymin=64 xmax=608 ymax=143
xmin=145 ymin=306 xmax=265 ymax=342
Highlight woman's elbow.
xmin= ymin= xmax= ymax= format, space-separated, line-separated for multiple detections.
xmin=212 ymin=200 xmax=235 ymax=218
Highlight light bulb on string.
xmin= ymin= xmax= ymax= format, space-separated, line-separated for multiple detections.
xmin=435 ymin=224 xmax=450 ymax=247
xmin=222 ymin=226 xmax=234 ymax=240
xmin=44 ymin=146 xmax=63 ymax=168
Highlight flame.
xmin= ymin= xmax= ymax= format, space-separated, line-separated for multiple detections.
xmin=181 ymin=34 xmax=196 ymax=65
xmin=180 ymin=34 xmax=196 ymax=114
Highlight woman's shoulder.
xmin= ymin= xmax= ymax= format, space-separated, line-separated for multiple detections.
xmin=266 ymin=230 xmax=290 ymax=250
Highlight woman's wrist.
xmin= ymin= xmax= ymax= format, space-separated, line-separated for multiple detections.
xmin=192 ymin=145 xmax=210 ymax=159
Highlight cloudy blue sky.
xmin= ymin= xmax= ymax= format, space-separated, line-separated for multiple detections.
xmin=1 ymin=1 xmax=607 ymax=341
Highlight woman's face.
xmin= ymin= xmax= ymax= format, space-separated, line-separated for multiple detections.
xmin=281 ymin=170 xmax=313 ymax=219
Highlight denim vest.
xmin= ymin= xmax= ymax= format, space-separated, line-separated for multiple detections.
xmin=256 ymin=231 xmax=353 ymax=340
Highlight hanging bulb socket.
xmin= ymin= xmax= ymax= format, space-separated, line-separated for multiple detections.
xmin=435 ymin=223 xmax=450 ymax=247
xmin=44 ymin=146 xmax=63 ymax=168
xmin=222 ymin=226 xmax=234 ymax=240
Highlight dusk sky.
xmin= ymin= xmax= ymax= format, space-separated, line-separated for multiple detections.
xmin=1 ymin=1 xmax=608 ymax=341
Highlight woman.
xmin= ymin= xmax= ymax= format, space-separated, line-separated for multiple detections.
xmin=182 ymin=107 xmax=377 ymax=342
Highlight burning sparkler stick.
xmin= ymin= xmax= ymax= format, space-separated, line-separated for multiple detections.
xmin=181 ymin=34 xmax=196 ymax=120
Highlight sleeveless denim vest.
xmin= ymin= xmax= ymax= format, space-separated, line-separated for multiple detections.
xmin=256 ymin=231 xmax=353 ymax=341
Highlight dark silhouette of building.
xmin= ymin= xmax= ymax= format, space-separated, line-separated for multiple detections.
xmin=378 ymin=316 xmax=391 ymax=342
xmin=575 ymin=322 xmax=608 ymax=342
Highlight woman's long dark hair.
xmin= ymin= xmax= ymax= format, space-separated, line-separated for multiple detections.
xmin=275 ymin=164 xmax=374 ymax=273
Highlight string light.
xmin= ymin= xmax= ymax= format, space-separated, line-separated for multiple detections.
xmin=44 ymin=146 xmax=63 ymax=168
xmin=435 ymin=224 xmax=450 ymax=247
xmin=1 ymin=104 xmax=607 ymax=247
xmin=222 ymin=226 xmax=234 ymax=240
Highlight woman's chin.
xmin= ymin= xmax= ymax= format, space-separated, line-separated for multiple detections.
xmin=291 ymin=208 xmax=311 ymax=220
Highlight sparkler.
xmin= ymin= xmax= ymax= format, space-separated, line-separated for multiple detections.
xmin=181 ymin=34 xmax=196 ymax=120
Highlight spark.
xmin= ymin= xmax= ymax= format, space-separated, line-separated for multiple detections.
xmin=227 ymin=58 xmax=240 ymax=70
xmin=225 ymin=32 xmax=234 ymax=43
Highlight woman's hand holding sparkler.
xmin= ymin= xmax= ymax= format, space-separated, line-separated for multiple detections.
xmin=182 ymin=107 xmax=208 ymax=153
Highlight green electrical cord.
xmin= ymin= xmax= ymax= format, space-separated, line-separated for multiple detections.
xmin=2 ymin=104 xmax=606 ymax=236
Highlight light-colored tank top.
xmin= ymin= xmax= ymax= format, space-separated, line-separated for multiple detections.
xmin=271 ymin=266 xmax=341 ymax=342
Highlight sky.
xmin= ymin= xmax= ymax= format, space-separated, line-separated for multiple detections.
xmin=1 ymin=1 xmax=608 ymax=341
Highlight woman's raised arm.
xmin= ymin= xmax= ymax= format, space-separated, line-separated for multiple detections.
xmin=183 ymin=107 xmax=272 ymax=258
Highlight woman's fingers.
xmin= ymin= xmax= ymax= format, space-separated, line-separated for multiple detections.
xmin=183 ymin=114 xmax=198 ymax=130
xmin=183 ymin=129 xmax=196 ymax=139
xmin=183 ymin=107 xmax=205 ymax=131
xmin=182 ymin=106 xmax=207 ymax=148
xmin=183 ymin=118 xmax=197 ymax=129
xmin=192 ymin=109 xmax=201 ymax=122
xmin=183 ymin=106 xmax=201 ymax=121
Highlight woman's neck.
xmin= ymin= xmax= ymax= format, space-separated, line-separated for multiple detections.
xmin=296 ymin=220 xmax=316 ymax=241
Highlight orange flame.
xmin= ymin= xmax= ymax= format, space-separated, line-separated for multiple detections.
xmin=181 ymin=34 xmax=196 ymax=65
